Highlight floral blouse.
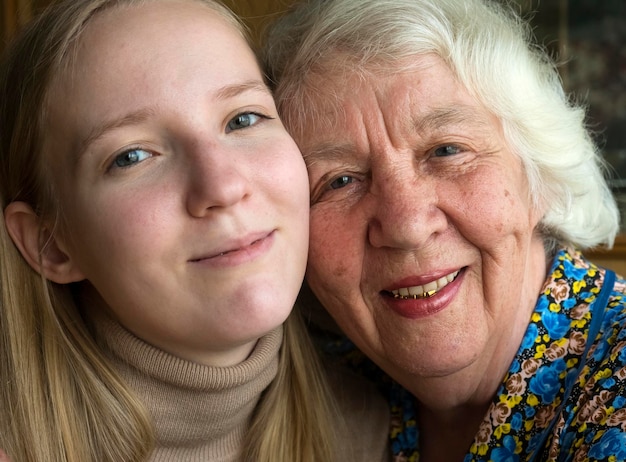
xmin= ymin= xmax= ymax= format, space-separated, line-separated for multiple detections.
xmin=322 ymin=248 xmax=626 ymax=461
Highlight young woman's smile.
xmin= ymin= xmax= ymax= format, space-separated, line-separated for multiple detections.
xmin=189 ymin=229 xmax=276 ymax=267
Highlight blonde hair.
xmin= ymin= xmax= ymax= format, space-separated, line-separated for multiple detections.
xmin=264 ymin=0 xmax=620 ymax=253
xmin=0 ymin=0 xmax=337 ymax=460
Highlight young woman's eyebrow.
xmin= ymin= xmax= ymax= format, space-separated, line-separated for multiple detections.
xmin=75 ymin=107 xmax=157 ymax=165
xmin=215 ymin=79 xmax=272 ymax=100
xmin=73 ymin=80 xmax=271 ymax=166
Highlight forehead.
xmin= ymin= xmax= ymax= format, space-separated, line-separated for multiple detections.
xmin=74 ymin=0 xmax=246 ymax=67
xmin=287 ymin=55 xmax=493 ymax=152
xmin=43 ymin=0 xmax=261 ymax=156
xmin=52 ymin=0 xmax=255 ymax=98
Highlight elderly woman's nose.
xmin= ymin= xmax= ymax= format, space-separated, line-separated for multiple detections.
xmin=366 ymin=168 xmax=445 ymax=249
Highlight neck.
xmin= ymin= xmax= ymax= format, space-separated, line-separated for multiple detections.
xmin=418 ymin=403 xmax=486 ymax=462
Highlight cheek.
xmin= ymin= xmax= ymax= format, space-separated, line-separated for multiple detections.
xmin=98 ymin=198 xmax=159 ymax=239
xmin=262 ymin=145 xmax=310 ymax=209
xmin=65 ymin=192 xmax=170 ymax=263
xmin=307 ymin=208 xmax=359 ymax=291
xmin=453 ymin=172 xmax=534 ymax=240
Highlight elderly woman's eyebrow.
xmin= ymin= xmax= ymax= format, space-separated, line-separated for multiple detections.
xmin=302 ymin=107 xmax=492 ymax=165
xmin=302 ymin=142 xmax=358 ymax=166
xmin=412 ymin=106 xmax=492 ymax=134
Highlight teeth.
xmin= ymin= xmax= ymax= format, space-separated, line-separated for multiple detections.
xmin=390 ymin=270 xmax=459 ymax=300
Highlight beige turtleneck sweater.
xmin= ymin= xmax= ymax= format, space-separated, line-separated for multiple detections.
xmin=91 ymin=313 xmax=390 ymax=461
xmin=92 ymin=313 xmax=279 ymax=460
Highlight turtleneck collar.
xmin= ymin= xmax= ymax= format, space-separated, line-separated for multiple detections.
xmin=90 ymin=311 xmax=282 ymax=461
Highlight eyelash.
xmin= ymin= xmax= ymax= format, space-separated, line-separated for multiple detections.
xmin=310 ymin=143 xmax=469 ymax=202
xmin=108 ymin=146 xmax=153 ymax=171
xmin=309 ymin=171 xmax=363 ymax=204
xmin=104 ymin=111 xmax=275 ymax=171
xmin=226 ymin=111 xmax=273 ymax=133
xmin=329 ymin=175 xmax=355 ymax=190
xmin=432 ymin=144 xmax=463 ymax=157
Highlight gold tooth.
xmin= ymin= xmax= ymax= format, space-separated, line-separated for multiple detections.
xmin=393 ymin=289 xmax=438 ymax=300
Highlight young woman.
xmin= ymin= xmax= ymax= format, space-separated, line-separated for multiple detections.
xmin=0 ymin=0 xmax=390 ymax=460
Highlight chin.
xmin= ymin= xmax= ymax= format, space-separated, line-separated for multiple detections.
xmin=240 ymin=296 xmax=294 ymax=331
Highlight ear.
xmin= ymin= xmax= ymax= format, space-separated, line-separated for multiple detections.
xmin=4 ymin=201 xmax=85 ymax=284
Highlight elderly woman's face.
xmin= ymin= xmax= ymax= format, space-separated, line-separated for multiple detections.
xmin=297 ymin=55 xmax=547 ymax=390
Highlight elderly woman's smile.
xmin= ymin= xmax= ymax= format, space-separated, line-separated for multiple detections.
xmin=384 ymin=268 xmax=464 ymax=320
xmin=386 ymin=269 xmax=460 ymax=300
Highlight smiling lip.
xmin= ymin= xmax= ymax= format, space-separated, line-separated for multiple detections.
xmin=389 ymin=270 xmax=459 ymax=299
xmin=382 ymin=268 xmax=464 ymax=319
xmin=190 ymin=230 xmax=275 ymax=266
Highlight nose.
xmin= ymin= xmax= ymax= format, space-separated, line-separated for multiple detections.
xmin=185 ymin=146 xmax=250 ymax=217
xmin=366 ymin=158 xmax=447 ymax=250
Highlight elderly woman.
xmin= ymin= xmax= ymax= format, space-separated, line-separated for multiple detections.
xmin=264 ymin=0 xmax=626 ymax=460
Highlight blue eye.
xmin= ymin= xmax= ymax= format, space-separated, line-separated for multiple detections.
xmin=434 ymin=145 xmax=462 ymax=157
xmin=329 ymin=175 xmax=354 ymax=190
xmin=227 ymin=112 xmax=262 ymax=132
xmin=113 ymin=148 xmax=152 ymax=168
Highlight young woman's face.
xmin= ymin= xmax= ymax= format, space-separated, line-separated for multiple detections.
xmin=43 ymin=0 xmax=310 ymax=366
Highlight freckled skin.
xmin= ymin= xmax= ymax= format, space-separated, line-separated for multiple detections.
xmin=294 ymin=55 xmax=548 ymax=407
